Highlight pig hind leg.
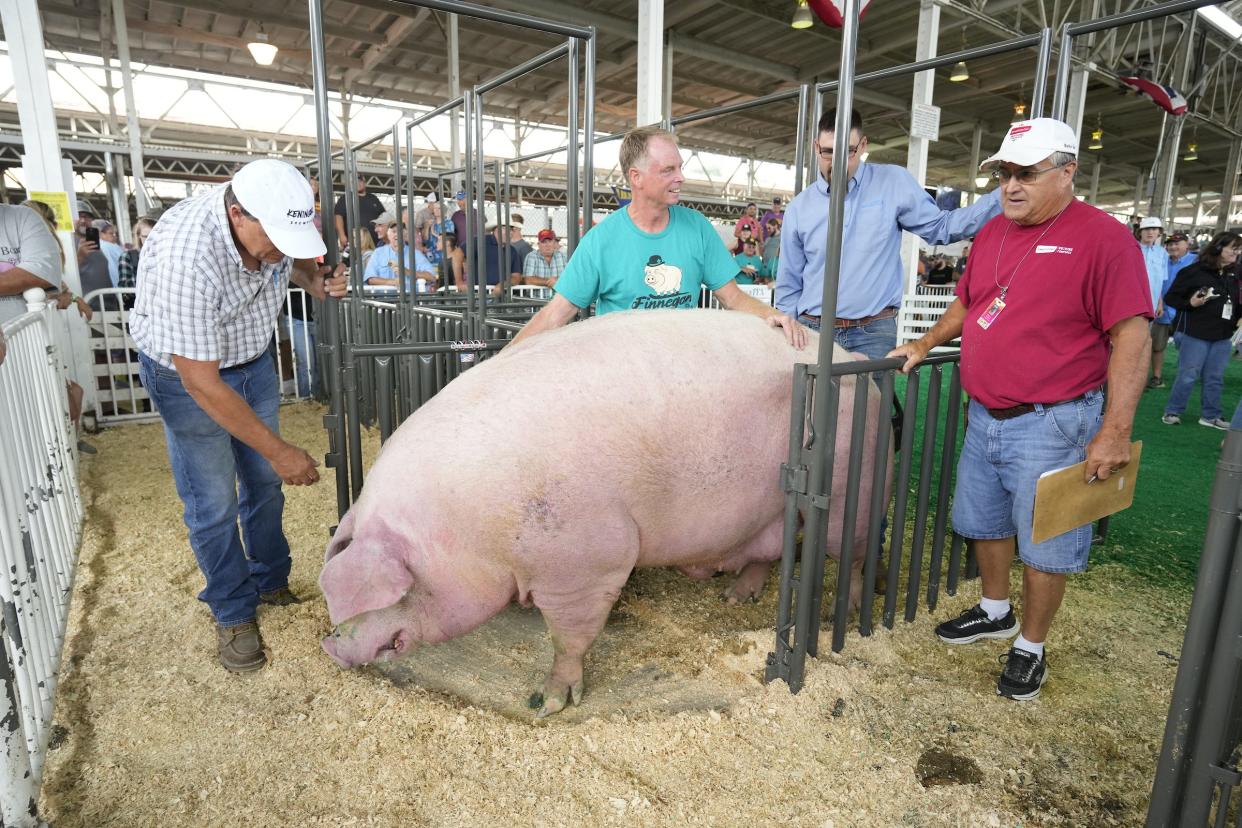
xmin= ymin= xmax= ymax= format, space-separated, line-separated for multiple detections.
xmin=722 ymin=519 xmax=784 ymax=605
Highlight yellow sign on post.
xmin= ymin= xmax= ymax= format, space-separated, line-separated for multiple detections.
xmin=26 ymin=191 xmax=75 ymax=232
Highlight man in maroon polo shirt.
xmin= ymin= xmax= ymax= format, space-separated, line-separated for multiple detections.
xmin=889 ymin=118 xmax=1152 ymax=701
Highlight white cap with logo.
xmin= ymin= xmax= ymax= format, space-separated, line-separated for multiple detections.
xmin=1139 ymin=216 xmax=1164 ymax=230
xmin=230 ymin=159 xmax=327 ymax=259
xmin=980 ymin=118 xmax=1079 ymax=170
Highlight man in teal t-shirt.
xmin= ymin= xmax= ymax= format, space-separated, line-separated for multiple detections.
xmin=554 ymin=203 xmax=734 ymax=312
xmin=510 ymin=127 xmax=805 ymax=348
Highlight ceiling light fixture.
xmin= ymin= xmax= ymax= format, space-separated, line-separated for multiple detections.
xmin=1184 ymin=142 xmax=1198 ymax=162
xmin=950 ymin=29 xmax=969 ymax=82
xmin=247 ymin=27 xmax=279 ymax=66
xmin=1012 ymin=84 xmax=1027 ymax=121
xmin=1089 ymin=116 xmax=1104 ymax=150
xmin=791 ymin=0 xmax=814 ymax=29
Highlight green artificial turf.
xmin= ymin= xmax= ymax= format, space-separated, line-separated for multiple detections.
xmin=887 ymin=346 xmax=1240 ymax=592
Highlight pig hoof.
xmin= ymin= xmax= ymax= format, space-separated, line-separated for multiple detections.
xmin=722 ymin=584 xmax=761 ymax=605
xmin=533 ymin=680 xmax=584 ymax=718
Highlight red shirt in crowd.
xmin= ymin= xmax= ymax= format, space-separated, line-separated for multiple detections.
xmin=955 ymin=197 xmax=1152 ymax=409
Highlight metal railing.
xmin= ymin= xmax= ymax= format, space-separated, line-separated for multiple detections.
xmin=0 ymin=290 xmax=83 ymax=827
xmin=1148 ymin=427 xmax=1242 ymax=827
xmin=82 ymin=287 xmax=326 ymax=426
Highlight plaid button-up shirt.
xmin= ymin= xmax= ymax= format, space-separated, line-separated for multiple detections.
xmin=522 ymin=248 xmax=567 ymax=281
xmin=131 ymin=185 xmax=292 ymax=369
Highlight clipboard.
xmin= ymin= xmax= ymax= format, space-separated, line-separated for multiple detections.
xmin=1031 ymin=441 xmax=1142 ymax=544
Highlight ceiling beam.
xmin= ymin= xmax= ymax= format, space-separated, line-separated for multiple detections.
xmin=343 ymin=8 xmax=430 ymax=87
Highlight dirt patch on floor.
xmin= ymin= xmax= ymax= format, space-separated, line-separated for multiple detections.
xmin=39 ymin=402 xmax=1189 ymax=827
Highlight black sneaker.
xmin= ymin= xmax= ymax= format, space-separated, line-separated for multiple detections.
xmin=935 ymin=605 xmax=1019 ymax=645
xmin=996 ymin=646 xmax=1048 ymax=700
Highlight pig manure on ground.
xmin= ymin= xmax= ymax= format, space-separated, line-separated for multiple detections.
xmin=915 ymin=748 xmax=983 ymax=787
xmin=829 ymin=698 xmax=846 ymax=718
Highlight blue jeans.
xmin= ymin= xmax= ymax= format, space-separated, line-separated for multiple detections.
xmin=286 ymin=316 xmax=318 ymax=398
xmin=952 ymin=391 xmax=1104 ymax=573
xmin=798 ymin=313 xmax=898 ymax=361
xmin=138 ymin=349 xmax=292 ymax=626
xmin=1165 ymin=333 xmax=1231 ymax=421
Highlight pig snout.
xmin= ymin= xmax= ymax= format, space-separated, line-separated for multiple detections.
xmin=321 ymin=622 xmax=412 ymax=669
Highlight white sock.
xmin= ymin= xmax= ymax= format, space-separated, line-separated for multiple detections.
xmin=1014 ymin=634 xmax=1044 ymax=659
xmin=979 ymin=596 xmax=1011 ymax=621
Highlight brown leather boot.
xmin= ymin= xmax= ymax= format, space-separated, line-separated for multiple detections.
xmin=217 ymin=621 xmax=266 ymax=672
xmin=259 ymin=587 xmax=302 ymax=606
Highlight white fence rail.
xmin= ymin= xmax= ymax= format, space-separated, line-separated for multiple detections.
xmin=84 ymin=287 xmax=320 ymax=426
xmin=0 ymin=289 xmax=84 ymax=827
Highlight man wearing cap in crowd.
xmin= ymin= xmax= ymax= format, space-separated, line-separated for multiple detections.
xmin=508 ymin=213 xmax=533 ymax=265
xmin=777 ymin=109 xmax=1002 ymax=361
xmin=131 ymin=159 xmax=349 ymax=674
xmin=334 ymin=175 xmax=386 ymax=249
xmin=1151 ymin=231 xmax=1197 ymax=388
xmin=522 ymin=228 xmax=567 ymax=288
xmin=1137 ymin=217 xmax=1169 ymax=371
xmin=889 ymin=118 xmax=1152 ymax=701
xmin=511 ymin=126 xmax=805 ymax=348
xmin=760 ymin=196 xmax=784 ymax=241
xmin=482 ymin=218 xmax=523 ymax=297
xmin=451 ymin=190 xmax=468 ymax=249
xmin=364 ymin=222 xmax=438 ymax=293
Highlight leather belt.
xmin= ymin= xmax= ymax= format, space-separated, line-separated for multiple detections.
xmin=986 ymin=387 xmax=1103 ymax=420
xmin=799 ymin=306 xmax=899 ymax=328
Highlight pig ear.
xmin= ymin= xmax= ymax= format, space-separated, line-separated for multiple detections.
xmin=324 ymin=506 xmax=357 ymax=563
xmin=319 ymin=535 xmax=414 ymax=626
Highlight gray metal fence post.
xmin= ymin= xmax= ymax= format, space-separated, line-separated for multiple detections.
xmin=1147 ymin=429 xmax=1242 ymax=826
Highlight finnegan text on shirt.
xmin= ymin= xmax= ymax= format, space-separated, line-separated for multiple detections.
xmin=631 ymin=292 xmax=695 ymax=309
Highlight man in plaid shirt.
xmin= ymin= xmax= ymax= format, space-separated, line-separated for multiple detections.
xmin=521 ymin=228 xmax=567 ymax=288
xmin=132 ymin=159 xmax=347 ymax=673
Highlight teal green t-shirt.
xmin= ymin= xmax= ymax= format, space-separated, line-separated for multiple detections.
xmin=554 ymin=205 xmax=736 ymax=315
xmin=733 ymin=253 xmax=764 ymax=285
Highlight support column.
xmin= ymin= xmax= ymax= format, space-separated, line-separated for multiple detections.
xmin=1193 ymin=186 xmax=1204 ymax=232
xmin=901 ymin=0 xmax=939 ymax=297
xmin=968 ymin=122 xmax=983 ymax=204
xmin=1088 ymin=158 xmax=1101 ymax=204
xmin=0 ymin=0 xmax=92 ymax=406
xmin=111 ymin=0 xmax=151 ymax=216
xmin=662 ymin=32 xmax=674 ymax=127
xmin=1150 ymin=118 xmax=1183 ymax=221
xmin=1134 ymin=171 xmax=1146 ymax=215
xmin=448 ymin=13 xmax=461 ymax=188
xmin=1219 ymin=136 xmax=1240 ymax=232
xmin=636 ymin=0 xmax=665 ymax=126
xmin=99 ymin=2 xmax=132 ymax=240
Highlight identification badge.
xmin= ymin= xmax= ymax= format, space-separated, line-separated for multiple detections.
xmin=1224 ymin=301 xmax=1234 ymax=321
xmin=977 ymin=295 xmax=1006 ymax=330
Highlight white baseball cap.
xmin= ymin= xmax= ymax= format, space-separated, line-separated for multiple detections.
xmin=1139 ymin=216 xmax=1164 ymax=230
xmin=230 ymin=159 xmax=326 ymax=259
xmin=980 ymin=118 xmax=1079 ymax=170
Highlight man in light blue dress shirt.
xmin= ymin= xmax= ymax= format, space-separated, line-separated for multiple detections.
xmin=776 ymin=108 xmax=1002 ymax=360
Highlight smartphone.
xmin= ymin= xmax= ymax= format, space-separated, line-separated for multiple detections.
xmin=84 ymin=227 xmax=100 ymax=246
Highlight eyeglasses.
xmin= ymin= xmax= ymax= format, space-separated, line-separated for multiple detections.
xmin=817 ymin=143 xmax=861 ymax=160
xmin=991 ymin=162 xmax=1073 ymax=184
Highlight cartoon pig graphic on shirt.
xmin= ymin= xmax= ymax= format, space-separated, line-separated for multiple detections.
xmin=643 ymin=255 xmax=683 ymax=295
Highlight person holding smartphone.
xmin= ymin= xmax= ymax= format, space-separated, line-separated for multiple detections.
xmin=1161 ymin=231 xmax=1242 ymax=429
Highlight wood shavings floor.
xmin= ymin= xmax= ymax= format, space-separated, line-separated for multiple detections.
xmin=39 ymin=402 xmax=1187 ymax=827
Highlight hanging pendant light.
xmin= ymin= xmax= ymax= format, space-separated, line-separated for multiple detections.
xmin=247 ymin=27 xmax=279 ymax=66
xmin=1012 ymin=84 xmax=1027 ymax=121
xmin=1088 ymin=117 xmax=1104 ymax=150
xmin=949 ymin=28 xmax=969 ymax=82
xmin=1184 ymin=128 xmax=1199 ymax=162
xmin=791 ymin=0 xmax=814 ymax=29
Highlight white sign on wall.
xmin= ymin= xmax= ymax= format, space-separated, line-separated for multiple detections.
xmin=910 ymin=104 xmax=941 ymax=142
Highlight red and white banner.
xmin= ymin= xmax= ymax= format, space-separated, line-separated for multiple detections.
xmin=807 ymin=0 xmax=874 ymax=28
xmin=1119 ymin=76 xmax=1188 ymax=116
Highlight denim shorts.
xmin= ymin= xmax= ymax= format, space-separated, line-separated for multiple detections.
xmin=951 ymin=389 xmax=1105 ymax=574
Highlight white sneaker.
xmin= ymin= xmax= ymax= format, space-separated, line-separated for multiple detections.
xmin=1199 ymin=417 xmax=1230 ymax=430
xmin=1162 ymin=413 xmax=1181 ymax=425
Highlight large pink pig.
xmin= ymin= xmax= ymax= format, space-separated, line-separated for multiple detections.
xmin=320 ymin=309 xmax=887 ymax=717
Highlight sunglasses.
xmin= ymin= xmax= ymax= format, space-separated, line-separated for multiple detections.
xmin=991 ymin=162 xmax=1073 ymax=184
